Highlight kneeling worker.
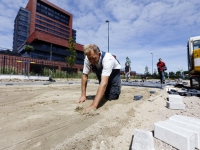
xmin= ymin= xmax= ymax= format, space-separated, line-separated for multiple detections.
xmin=77 ymin=44 xmax=121 ymax=112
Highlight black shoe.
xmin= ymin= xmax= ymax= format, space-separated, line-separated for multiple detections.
xmin=162 ymin=81 xmax=165 ymax=84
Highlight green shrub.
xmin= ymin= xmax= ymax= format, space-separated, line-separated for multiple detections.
xmin=0 ymin=66 xmax=18 ymax=74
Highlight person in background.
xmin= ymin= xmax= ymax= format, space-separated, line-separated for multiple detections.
xmin=157 ymin=58 xmax=166 ymax=84
xmin=124 ymin=62 xmax=130 ymax=82
xmin=77 ymin=44 xmax=121 ymax=112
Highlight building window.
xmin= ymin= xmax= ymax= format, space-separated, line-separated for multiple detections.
xmin=20 ymin=10 xmax=28 ymax=15
xmin=47 ymin=12 xmax=54 ymax=18
xmin=36 ymin=1 xmax=70 ymax=25
xmin=36 ymin=24 xmax=47 ymax=30
xmin=41 ymin=9 xmax=47 ymax=15
xmin=18 ymin=30 xmax=27 ymax=35
xmin=18 ymin=25 xmax=27 ymax=31
xmin=19 ymin=15 xmax=28 ymax=20
xmin=19 ymin=20 xmax=28 ymax=25
xmin=17 ymin=41 xmax=24 ymax=46
xmin=18 ymin=35 xmax=27 ymax=40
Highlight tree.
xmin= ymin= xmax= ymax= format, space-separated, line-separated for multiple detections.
xmin=126 ymin=57 xmax=131 ymax=66
xmin=164 ymin=72 xmax=168 ymax=78
xmin=169 ymin=71 xmax=175 ymax=78
xmin=24 ymin=45 xmax=34 ymax=52
xmin=66 ymin=37 xmax=76 ymax=69
xmin=175 ymin=70 xmax=181 ymax=78
xmin=144 ymin=66 xmax=151 ymax=76
xmin=153 ymin=68 xmax=158 ymax=78
xmin=183 ymin=70 xmax=189 ymax=75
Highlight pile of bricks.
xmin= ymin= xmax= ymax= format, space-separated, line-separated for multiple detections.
xmin=166 ymin=95 xmax=185 ymax=109
xmin=167 ymin=88 xmax=200 ymax=97
xmin=154 ymin=115 xmax=200 ymax=150
xmin=131 ymin=115 xmax=200 ymax=150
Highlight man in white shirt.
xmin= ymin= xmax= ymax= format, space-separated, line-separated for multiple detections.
xmin=77 ymin=44 xmax=121 ymax=112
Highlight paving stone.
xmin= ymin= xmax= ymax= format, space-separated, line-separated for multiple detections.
xmin=170 ymin=89 xmax=177 ymax=92
xmin=168 ymin=95 xmax=182 ymax=102
xmin=174 ymin=83 xmax=184 ymax=88
xmin=131 ymin=129 xmax=154 ymax=150
xmin=166 ymin=101 xmax=185 ymax=110
xmin=154 ymin=121 xmax=195 ymax=150
xmin=188 ymin=89 xmax=198 ymax=93
xmin=181 ymin=88 xmax=187 ymax=91
xmin=177 ymin=90 xmax=186 ymax=96
xmin=185 ymin=93 xmax=192 ymax=97
xmin=43 ymin=83 xmax=49 ymax=85
xmin=168 ymin=91 xmax=179 ymax=95
xmin=133 ymin=95 xmax=143 ymax=101
xmin=165 ymin=87 xmax=177 ymax=92
xmin=183 ymin=82 xmax=188 ymax=85
xmin=165 ymin=119 xmax=200 ymax=149
xmin=150 ymin=91 xmax=156 ymax=94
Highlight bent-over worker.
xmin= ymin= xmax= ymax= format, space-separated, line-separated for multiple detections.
xmin=77 ymin=44 xmax=121 ymax=112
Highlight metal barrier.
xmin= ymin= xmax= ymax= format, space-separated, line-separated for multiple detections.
xmin=0 ymin=55 xmax=78 ymax=76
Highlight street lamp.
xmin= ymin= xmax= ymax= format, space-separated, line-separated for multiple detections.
xmin=105 ymin=20 xmax=109 ymax=52
xmin=151 ymin=53 xmax=153 ymax=76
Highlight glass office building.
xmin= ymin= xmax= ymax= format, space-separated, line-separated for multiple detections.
xmin=13 ymin=0 xmax=84 ymax=65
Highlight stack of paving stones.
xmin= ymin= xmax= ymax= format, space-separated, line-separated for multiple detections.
xmin=131 ymin=129 xmax=154 ymax=150
xmin=166 ymin=95 xmax=185 ymax=109
xmin=168 ymin=88 xmax=200 ymax=97
xmin=154 ymin=115 xmax=200 ymax=150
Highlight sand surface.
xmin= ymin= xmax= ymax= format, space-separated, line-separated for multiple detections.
xmin=0 ymin=80 xmax=200 ymax=150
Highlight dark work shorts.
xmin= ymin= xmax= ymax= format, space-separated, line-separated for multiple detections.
xmin=105 ymin=77 xmax=121 ymax=100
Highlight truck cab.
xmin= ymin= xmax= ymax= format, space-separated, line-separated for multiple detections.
xmin=187 ymin=36 xmax=200 ymax=88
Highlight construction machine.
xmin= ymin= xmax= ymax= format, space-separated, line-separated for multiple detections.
xmin=187 ymin=36 xmax=200 ymax=88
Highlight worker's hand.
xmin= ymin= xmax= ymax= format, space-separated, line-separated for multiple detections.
xmin=77 ymin=95 xmax=86 ymax=103
xmin=83 ymin=104 xmax=97 ymax=114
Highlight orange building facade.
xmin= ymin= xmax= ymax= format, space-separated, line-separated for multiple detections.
xmin=12 ymin=0 xmax=84 ymax=73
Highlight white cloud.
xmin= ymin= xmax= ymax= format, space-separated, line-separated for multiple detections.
xmin=0 ymin=0 xmax=200 ymax=74
xmin=0 ymin=33 xmax=13 ymax=49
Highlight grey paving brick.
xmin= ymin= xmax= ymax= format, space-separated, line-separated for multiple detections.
xmin=133 ymin=95 xmax=143 ymax=101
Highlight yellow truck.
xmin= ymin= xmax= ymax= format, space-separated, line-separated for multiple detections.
xmin=187 ymin=36 xmax=200 ymax=88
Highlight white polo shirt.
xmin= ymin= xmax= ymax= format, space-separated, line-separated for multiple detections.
xmin=83 ymin=52 xmax=121 ymax=76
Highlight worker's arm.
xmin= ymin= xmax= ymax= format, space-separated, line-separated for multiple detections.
xmin=77 ymin=73 xmax=88 ymax=103
xmin=85 ymin=75 xmax=109 ymax=111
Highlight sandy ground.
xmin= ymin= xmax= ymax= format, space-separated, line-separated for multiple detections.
xmin=0 ymin=79 xmax=200 ymax=150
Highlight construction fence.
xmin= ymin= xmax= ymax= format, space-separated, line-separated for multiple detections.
xmin=0 ymin=54 xmax=83 ymax=77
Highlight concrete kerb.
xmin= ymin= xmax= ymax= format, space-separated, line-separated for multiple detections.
xmin=0 ymin=74 xmax=49 ymax=80
xmin=154 ymin=115 xmax=200 ymax=149
xmin=166 ymin=101 xmax=185 ymax=110
xmin=165 ymin=119 xmax=200 ymax=149
xmin=154 ymin=121 xmax=195 ymax=150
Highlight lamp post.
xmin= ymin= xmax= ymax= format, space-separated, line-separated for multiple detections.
xmin=105 ymin=20 xmax=109 ymax=52
xmin=151 ymin=53 xmax=153 ymax=76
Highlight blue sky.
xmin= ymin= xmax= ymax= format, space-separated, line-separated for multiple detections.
xmin=0 ymin=0 xmax=200 ymax=74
